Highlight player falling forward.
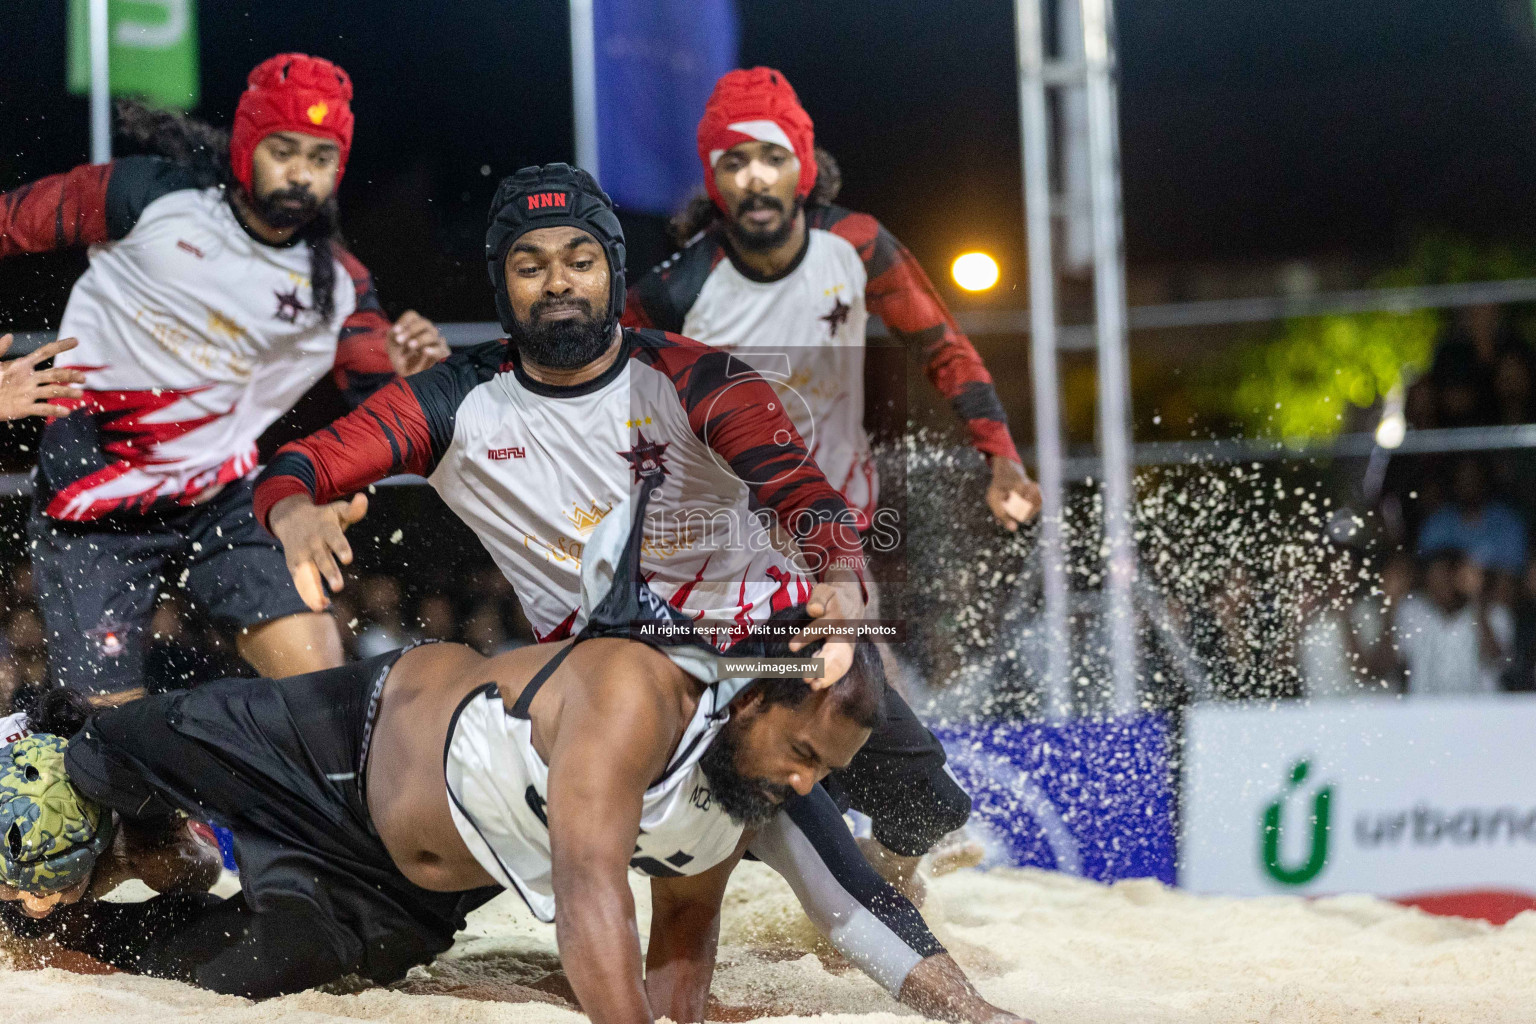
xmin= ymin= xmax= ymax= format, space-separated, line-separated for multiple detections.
xmin=0 ymin=490 xmax=1033 ymax=1024
xmin=625 ymin=67 xmax=1041 ymax=894
xmin=0 ymin=53 xmax=447 ymax=695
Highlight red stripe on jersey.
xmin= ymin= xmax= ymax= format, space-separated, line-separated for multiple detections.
xmin=629 ymin=330 xmax=866 ymax=584
xmin=331 ymin=246 xmax=396 ymax=402
xmin=823 ymin=210 xmax=1020 ymax=463
xmin=0 ymin=164 xmax=111 ymax=258
xmin=266 ymin=377 xmax=435 ymax=506
xmin=76 ymin=386 xmax=224 ymax=465
xmin=535 ymin=607 xmax=579 ymax=643
xmin=620 ymin=286 xmax=656 ymax=329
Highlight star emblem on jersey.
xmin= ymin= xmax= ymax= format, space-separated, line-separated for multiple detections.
xmin=619 ymin=431 xmax=671 ymax=483
xmin=821 ymin=296 xmax=851 ymax=337
xmin=273 ymin=287 xmax=308 ymax=324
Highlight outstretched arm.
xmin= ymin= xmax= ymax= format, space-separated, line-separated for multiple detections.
xmin=826 ymin=212 xmax=1038 ymax=531
xmin=645 ymin=839 xmax=749 ymax=1023
xmin=253 ymin=344 xmax=497 ymax=609
xmin=749 ymin=786 xmax=1033 ymax=1024
xmin=546 ymin=662 xmax=681 ymax=1024
xmin=331 ymin=246 xmax=450 ymax=405
xmin=0 ymin=164 xmax=111 ymax=259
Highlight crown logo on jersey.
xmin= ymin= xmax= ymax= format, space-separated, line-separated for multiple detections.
xmin=619 ymin=431 xmax=671 ymax=484
xmin=307 ymin=102 xmax=329 ymax=126
xmin=564 ymin=499 xmax=613 ymax=535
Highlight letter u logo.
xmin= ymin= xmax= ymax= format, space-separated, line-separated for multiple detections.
xmin=1261 ymin=759 xmax=1332 ymax=886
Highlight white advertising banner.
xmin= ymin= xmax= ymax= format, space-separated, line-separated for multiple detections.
xmin=1182 ymin=696 xmax=1536 ymax=916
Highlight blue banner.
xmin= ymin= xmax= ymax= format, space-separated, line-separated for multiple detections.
xmin=595 ymin=0 xmax=739 ymax=215
xmin=935 ymin=716 xmax=1177 ymax=885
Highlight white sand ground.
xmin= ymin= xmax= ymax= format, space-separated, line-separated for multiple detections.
xmin=1 ymin=863 xmax=1529 ymax=1024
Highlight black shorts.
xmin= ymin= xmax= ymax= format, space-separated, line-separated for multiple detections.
xmin=64 ymin=650 xmax=500 ymax=997
xmin=825 ymin=686 xmax=971 ymax=858
xmin=27 ymin=476 xmax=313 ymax=694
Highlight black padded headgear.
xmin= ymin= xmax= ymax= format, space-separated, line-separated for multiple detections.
xmin=485 ymin=163 xmax=626 ymax=336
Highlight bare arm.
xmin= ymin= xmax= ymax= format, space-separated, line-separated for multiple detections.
xmin=546 ymin=665 xmax=680 ymax=1024
xmin=644 ymin=837 xmax=749 ymax=1024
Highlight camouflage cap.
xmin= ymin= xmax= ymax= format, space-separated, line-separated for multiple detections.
xmin=0 ymin=735 xmax=112 ymax=894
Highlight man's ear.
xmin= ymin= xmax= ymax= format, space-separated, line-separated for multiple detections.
xmin=730 ymin=684 xmax=766 ymax=715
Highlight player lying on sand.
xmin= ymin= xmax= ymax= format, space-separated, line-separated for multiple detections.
xmin=0 ymin=493 xmax=1032 ymax=1024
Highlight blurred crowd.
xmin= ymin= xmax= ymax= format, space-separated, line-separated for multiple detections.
xmin=1294 ymin=303 xmax=1536 ymax=699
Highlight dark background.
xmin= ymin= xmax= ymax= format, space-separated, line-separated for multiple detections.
xmin=5 ymin=0 xmax=1536 ymax=331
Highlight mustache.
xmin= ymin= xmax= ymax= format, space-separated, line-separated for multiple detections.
xmin=530 ymin=296 xmax=596 ymax=321
xmin=756 ymin=780 xmax=797 ymax=806
xmin=251 ymin=184 xmax=321 ymax=228
xmin=265 ymin=184 xmax=317 ymax=206
xmin=735 ymin=194 xmax=785 ymax=218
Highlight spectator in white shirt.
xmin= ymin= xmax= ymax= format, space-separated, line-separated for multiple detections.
xmin=1397 ymin=550 xmax=1513 ymax=695
xmin=1300 ymin=550 xmax=1411 ymax=697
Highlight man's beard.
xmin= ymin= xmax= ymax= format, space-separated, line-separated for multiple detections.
xmin=699 ymin=722 xmax=796 ymax=828
xmin=728 ymin=194 xmax=801 ymax=253
xmin=511 ymin=297 xmax=613 ymax=370
xmin=250 ymin=183 xmax=321 ymax=229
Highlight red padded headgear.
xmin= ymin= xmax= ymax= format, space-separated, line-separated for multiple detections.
xmin=229 ymin=53 xmax=355 ymax=192
xmin=697 ymin=67 xmax=817 ymax=211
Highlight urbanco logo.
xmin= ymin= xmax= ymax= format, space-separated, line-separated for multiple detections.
xmin=1261 ymin=758 xmax=1333 ymax=886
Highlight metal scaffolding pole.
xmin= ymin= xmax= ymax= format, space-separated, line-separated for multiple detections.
xmin=1014 ymin=0 xmax=1072 ymax=718
xmin=568 ymin=0 xmax=599 ymax=176
xmin=89 ymin=0 xmax=111 ymax=164
xmin=1080 ymin=0 xmax=1139 ymax=712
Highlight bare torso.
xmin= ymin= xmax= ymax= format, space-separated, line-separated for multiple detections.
xmin=364 ymin=638 xmax=697 ymax=892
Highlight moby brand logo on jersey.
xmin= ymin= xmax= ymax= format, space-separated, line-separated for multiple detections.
xmin=526 ymin=192 xmax=569 ymax=212
xmin=487 ymin=446 xmax=526 ymax=461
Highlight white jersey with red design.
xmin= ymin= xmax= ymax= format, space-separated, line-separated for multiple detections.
xmin=626 ymin=204 xmax=1022 ymax=525
xmin=0 ymin=156 xmax=398 ymax=521
xmin=0 ymin=714 xmax=31 ymax=748
xmin=256 ymin=330 xmax=867 ymax=646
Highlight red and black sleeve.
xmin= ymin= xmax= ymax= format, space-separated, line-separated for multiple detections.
xmin=253 ymin=341 xmax=505 ymax=532
xmin=632 ymin=330 xmax=867 ymax=586
xmin=0 ymin=163 xmax=111 ymax=258
xmin=331 ymin=246 xmax=396 ymax=406
xmin=0 ymin=155 xmax=200 ymax=259
xmin=819 ymin=207 xmax=1021 ymax=464
xmin=622 ymin=236 xmax=727 ymax=333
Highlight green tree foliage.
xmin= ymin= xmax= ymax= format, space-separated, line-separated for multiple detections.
xmin=1231 ymin=308 xmax=1437 ymax=442
xmin=1221 ymin=238 xmax=1536 ymax=441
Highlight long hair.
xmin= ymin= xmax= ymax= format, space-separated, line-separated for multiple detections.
xmin=668 ymin=145 xmax=844 ymax=247
xmin=113 ymin=98 xmax=341 ymax=320
xmin=12 ymin=687 xmax=94 ymax=739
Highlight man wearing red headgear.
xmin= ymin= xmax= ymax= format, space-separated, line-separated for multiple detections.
xmin=0 ymin=53 xmax=448 ymax=699
xmin=625 ymin=67 xmax=1042 ymax=899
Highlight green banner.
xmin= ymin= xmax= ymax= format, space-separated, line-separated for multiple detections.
xmin=67 ymin=0 xmax=199 ymax=111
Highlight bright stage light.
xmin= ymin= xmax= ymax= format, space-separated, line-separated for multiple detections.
xmin=952 ymin=252 xmax=999 ymax=291
xmin=1375 ymin=411 xmax=1406 ymax=450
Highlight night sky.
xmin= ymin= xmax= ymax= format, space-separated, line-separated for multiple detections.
xmin=3 ymin=0 xmax=1536 ymax=328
